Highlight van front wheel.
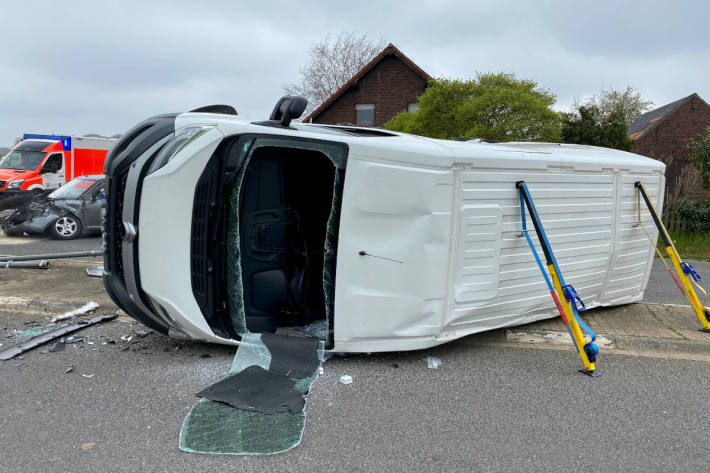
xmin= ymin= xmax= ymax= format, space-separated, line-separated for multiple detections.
xmin=51 ymin=215 xmax=82 ymax=240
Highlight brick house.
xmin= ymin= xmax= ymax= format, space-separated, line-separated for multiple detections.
xmin=629 ymin=93 xmax=710 ymax=198
xmin=302 ymin=44 xmax=432 ymax=127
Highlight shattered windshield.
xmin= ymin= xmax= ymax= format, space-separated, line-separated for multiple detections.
xmin=49 ymin=178 xmax=99 ymax=200
xmin=0 ymin=150 xmax=46 ymax=170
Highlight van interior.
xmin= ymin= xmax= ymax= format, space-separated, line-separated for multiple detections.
xmin=234 ymin=146 xmax=336 ymax=337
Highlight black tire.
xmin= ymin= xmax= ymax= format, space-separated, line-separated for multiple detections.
xmin=50 ymin=215 xmax=82 ymax=240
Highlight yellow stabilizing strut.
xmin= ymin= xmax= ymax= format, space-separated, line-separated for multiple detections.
xmin=518 ymin=181 xmax=598 ymax=375
xmin=635 ymin=181 xmax=710 ymax=331
xmin=548 ymin=264 xmax=596 ymax=373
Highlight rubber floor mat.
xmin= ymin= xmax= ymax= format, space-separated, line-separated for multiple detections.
xmin=261 ymin=332 xmax=320 ymax=379
xmin=196 ymin=365 xmax=305 ymax=414
xmin=179 ymin=332 xmax=323 ymax=455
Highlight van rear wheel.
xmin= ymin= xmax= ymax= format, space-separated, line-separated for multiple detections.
xmin=51 ymin=215 xmax=82 ymax=240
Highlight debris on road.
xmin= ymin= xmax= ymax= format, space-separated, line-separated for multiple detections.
xmin=0 ymin=260 xmax=50 ymax=269
xmin=0 ymin=250 xmax=104 ymax=263
xmin=0 ymin=313 xmax=117 ymax=361
xmin=120 ymin=335 xmax=133 ymax=343
xmin=81 ymin=442 xmax=96 ymax=451
xmin=427 ymin=356 xmax=442 ymax=369
xmin=85 ymin=266 xmax=103 ymax=278
xmin=81 ymin=373 xmax=94 ymax=378
xmin=339 ymin=375 xmax=353 ymax=385
xmin=50 ymin=301 xmax=100 ymax=323
xmin=134 ymin=329 xmax=150 ymax=338
xmin=48 ymin=342 xmax=65 ymax=352
xmin=65 ymin=366 xmax=73 ymax=374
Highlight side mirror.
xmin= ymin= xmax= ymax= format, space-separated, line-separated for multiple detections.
xmin=269 ymin=96 xmax=308 ymax=127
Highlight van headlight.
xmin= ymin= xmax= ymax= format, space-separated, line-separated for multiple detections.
xmin=147 ymin=126 xmax=211 ymax=174
xmin=7 ymin=180 xmax=24 ymax=189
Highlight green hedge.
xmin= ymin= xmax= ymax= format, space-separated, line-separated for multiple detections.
xmin=676 ymin=200 xmax=710 ymax=233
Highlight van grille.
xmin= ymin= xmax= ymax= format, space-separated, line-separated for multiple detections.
xmin=113 ymin=169 xmax=129 ymax=281
xmin=191 ymin=172 xmax=213 ymax=309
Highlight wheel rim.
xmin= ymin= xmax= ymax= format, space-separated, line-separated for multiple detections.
xmin=55 ymin=217 xmax=78 ymax=236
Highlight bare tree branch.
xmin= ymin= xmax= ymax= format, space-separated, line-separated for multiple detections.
xmin=284 ymin=32 xmax=387 ymax=117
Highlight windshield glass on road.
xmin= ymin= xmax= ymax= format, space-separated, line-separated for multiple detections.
xmin=49 ymin=178 xmax=100 ymax=200
xmin=0 ymin=151 xmax=46 ymax=170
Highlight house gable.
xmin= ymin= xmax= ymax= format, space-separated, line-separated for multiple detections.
xmin=631 ymin=93 xmax=710 ymax=159
xmin=304 ymin=44 xmax=431 ymax=127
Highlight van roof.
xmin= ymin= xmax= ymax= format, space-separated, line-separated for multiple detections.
xmin=177 ymin=112 xmax=666 ymax=174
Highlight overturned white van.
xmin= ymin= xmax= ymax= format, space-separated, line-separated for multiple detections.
xmin=103 ymin=98 xmax=665 ymax=353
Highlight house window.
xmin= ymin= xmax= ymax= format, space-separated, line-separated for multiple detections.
xmin=408 ymin=102 xmax=420 ymax=113
xmin=356 ymin=104 xmax=375 ymax=126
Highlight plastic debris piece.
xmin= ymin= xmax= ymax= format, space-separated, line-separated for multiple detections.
xmin=85 ymin=266 xmax=103 ymax=277
xmin=81 ymin=442 xmax=96 ymax=451
xmin=51 ymin=302 xmax=100 ymax=323
xmin=134 ymin=329 xmax=150 ymax=338
xmin=427 ymin=356 xmax=442 ymax=369
xmin=120 ymin=335 xmax=133 ymax=343
xmin=48 ymin=342 xmax=66 ymax=352
xmin=65 ymin=366 xmax=74 ymax=374
xmin=318 ymin=366 xmax=324 ymax=375
xmin=339 ymin=375 xmax=353 ymax=385
xmin=82 ymin=373 xmax=94 ymax=378
xmin=65 ymin=336 xmax=85 ymax=344
xmin=0 ymin=314 xmax=117 ymax=361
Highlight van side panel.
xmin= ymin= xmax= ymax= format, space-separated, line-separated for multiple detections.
xmin=333 ymin=158 xmax=454 ymax=352
xmin=445 ymin=170 xmax=663 ymax=338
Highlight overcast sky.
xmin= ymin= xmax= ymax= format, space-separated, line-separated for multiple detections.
xmin=1 ymin=0 xmax=708 ymax=145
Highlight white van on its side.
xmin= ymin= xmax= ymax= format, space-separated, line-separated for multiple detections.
xmin=103 ymin=98 xmax=664 ymax=353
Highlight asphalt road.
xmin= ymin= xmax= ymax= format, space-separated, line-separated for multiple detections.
xmin=645 ymin=259 xmax=710 ymax=305
xmin=1 ymin=315 xmax=708 ymax=473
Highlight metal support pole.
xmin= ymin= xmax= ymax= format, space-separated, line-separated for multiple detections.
xmin=0 ymin=260 xmax=50 ymax=269
xmin=0 ymin=250 xmax=103 ymax=262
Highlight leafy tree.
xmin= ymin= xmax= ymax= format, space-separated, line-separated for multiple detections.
xmin=687 ymin=126 xmax=710 ymax=188
xmin=562 ymin=105 xmax=633 ymax=151
xmin=574 ymin=86 xmax=653 ymax=126
xmin=385 ymin=73 xmax=563 ymax=142
xmin=285 ymin=32 xmax=386 ymax=116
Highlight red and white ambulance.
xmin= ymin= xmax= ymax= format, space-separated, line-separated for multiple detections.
xmin=0 ymin=134 xmax=117 ymax=195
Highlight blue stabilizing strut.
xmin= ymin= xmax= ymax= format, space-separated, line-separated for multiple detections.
xmin=520 ymin=192 xmax=575 ymax=341
xmin=519 ymin=193 xmax=554 ymax=291
xmin=517 ymin=182 xmax=597 ymax=357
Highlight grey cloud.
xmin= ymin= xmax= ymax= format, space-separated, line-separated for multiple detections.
xmin=1 ymin=0 xmax=708 ymax=144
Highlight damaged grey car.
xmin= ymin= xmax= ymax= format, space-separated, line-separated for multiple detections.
xmin=0 ymin=175 xmax=105 ymax=239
